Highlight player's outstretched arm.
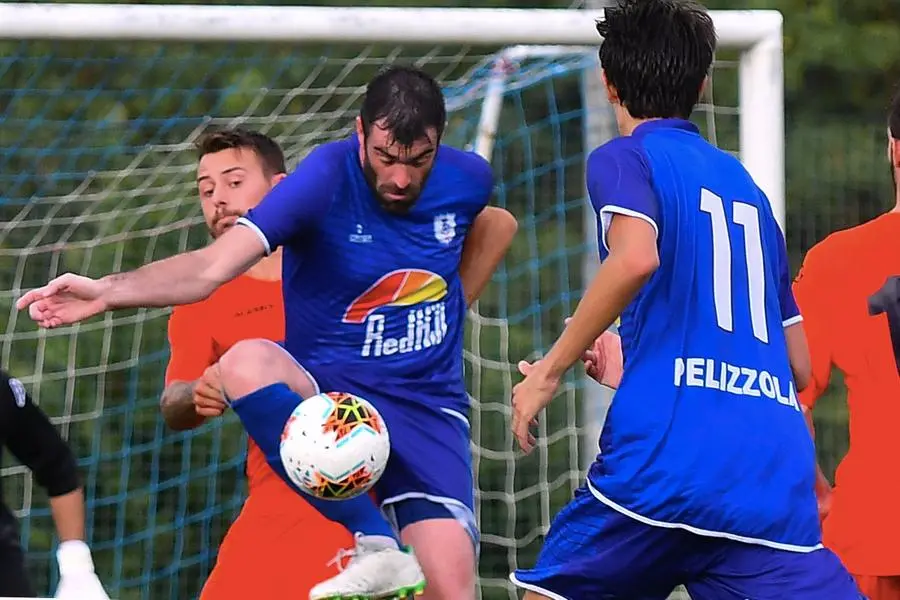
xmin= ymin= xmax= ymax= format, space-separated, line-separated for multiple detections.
xmin=459 ymin=207 xmax=518 ymax=306
xmin=511 ymin=215 xmax=658 ymax=451
xmin=542 ymin=215 xmax=656 ymax=380
xmin=16 ymin=225 xmax=266 ymax=328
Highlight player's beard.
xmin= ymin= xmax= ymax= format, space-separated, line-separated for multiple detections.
xmin=361 ymin=151 xmax=429 ymax=215
xmin=209 ymin=210 xmax=242 ymax=239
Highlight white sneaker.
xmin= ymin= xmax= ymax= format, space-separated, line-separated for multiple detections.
xmin=310 ymin=533 xmax=426 ymax=600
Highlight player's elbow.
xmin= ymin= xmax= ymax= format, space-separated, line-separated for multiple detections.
xmin=159 ymin=381 xmax=202 ymax=431
xmin=619 ymin=246 xmax=660 ymax=282
xmin=485 ymin=206 xmax=519 ymax=246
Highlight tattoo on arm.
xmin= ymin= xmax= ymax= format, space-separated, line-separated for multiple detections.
xmin=160 ymin=381 xmax=205 ymax=430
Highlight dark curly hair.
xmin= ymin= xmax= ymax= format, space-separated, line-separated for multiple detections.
xmin=597 ymin=0 xmax=716 ymax=119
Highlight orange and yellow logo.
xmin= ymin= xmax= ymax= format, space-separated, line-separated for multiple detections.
xmin=343 ymin=269 xmax=448 ymax=324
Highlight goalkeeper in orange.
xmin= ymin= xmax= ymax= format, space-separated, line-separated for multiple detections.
xmin=791 ymin=89 xmax=900 ymax=600
xmin=159 ymin=128 xmax=353 ymax=599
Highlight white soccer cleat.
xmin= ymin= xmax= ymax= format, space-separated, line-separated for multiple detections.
xmin=310 ymin=533 xmax=426 ymax=600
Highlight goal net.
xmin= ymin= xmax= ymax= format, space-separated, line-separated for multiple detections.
xmin=0 ymin=5 xmax=783 ymax=600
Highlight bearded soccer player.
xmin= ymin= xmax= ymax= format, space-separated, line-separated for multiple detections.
xmin=792 ymin=88 xmax=900 ymax=600
xmin=17 ymin=65 xmax=517 ymax=600
xmin=160 ymin=128 xmax=354 ymax=600
xmin=508 ymin=1 xmax=861 ymax=599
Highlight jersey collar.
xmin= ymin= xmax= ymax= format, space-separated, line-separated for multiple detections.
xmin=632 ymin=118 xmax=699 ymax=137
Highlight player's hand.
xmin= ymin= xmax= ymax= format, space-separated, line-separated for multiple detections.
xmin=511 ymin=360 xmax=560 ymax=454
xmin=193 ymin=363 xmax=228 ymax=418
xmin=566 ymin=318 xmax=623 ymax=389
xmin=815 ymin=474 xmax=833 ymax=522
xmin=55 ymin=572 xmax=111 ymax=600
xmin=16 ymin=273 xmax=109 ymax=329
xmin=54 ymin=540 xmax=110 ymax=600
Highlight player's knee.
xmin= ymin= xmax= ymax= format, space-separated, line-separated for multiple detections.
xmin=401 ymin=518 xmax=476 ymax=600
xmin=218 ymin=339 xmax=316 ymax=400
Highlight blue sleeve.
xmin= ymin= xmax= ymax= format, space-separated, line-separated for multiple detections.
xmin=237 ymin=143 xmax=344 ymax=253
xmin=586 ymin=138 xmax=660 ymax=251
xmin=466 ymin=151 xmax=494 ymax=215
xmin=774 ymin=220 xmax=802 ymax=326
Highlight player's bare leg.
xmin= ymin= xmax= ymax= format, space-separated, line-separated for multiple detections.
xmin=401 ymin=519 xmax=475 ymax=600
xmin=218 ymin=339 xmax=319 ymax=399
xmin=216 ymin=339 xmax=426 ymax=600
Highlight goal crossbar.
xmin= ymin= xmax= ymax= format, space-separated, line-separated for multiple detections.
xmin=0 ymin=3 xmax=785 ymax=226
xmin=2 ymin=4 xmax=780 ymax=47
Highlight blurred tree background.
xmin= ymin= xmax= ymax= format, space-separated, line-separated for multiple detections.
xmin=0 ymin=0 xmax=894 ymax=598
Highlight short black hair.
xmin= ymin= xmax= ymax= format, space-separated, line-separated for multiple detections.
xmin=889 ymin=86 xmax=900 ymax=139
xmin=195 ymin=128 xmax=286 ymax=176
xmin=597 ymin=0 xmax=716 ymax=120
xmin=359 ymin=66 xmax=446 ymax=147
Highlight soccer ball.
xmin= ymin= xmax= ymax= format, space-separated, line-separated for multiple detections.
xmin=279 ymin=391 xmax=390 ymax=500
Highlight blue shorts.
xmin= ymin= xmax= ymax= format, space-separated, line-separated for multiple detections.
xmin=231 ymin=363 xmax=477 ymax=543
xmin=511 ymin=485 xmax=864 ymax=600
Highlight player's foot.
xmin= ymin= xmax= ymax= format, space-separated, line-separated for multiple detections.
xmin=310 ymin=533 xmax=426 ymax=600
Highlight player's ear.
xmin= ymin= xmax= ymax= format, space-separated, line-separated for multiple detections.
xmin=888 ymin=133 xmax=900 ymax=169
xmin=271 ymin=172 xmax=287 ymax=186
xmin=699 ymin=76 xmax=709 ymax=100
xmin=356 ymin=116 xmax=365 ymax=144
xmin=601 ymin=70 xmax=619 ymax=105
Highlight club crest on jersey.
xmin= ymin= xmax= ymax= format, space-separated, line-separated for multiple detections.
xmin=433 ymin=213 xmax=456 ymax=245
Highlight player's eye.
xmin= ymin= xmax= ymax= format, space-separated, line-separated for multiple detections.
xmin=228 ymin=180 xmax=243 ymax=188
xmin=200 ymin=188 xmax=214 ymax=198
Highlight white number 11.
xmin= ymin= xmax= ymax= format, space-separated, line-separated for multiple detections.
xmin=699 ymin=188 xmax=769 ymax=343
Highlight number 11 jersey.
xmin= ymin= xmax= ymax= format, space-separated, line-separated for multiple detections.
xmin=585 ymin=119 xmax=820 ymax=551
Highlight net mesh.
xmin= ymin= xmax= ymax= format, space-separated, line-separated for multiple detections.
xmin=1 ymin=38 xmax=746 ymax=600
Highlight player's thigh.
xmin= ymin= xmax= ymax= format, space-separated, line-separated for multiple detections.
xmin=854 ymin=574 xmax=900 ymax=600
xmin=687 ymin=543 xmax=865 ymax=600
xmin=218 ymin=338 xmax=319 ymax=399
xmin=219 ymin=339 xmax=319 ymax=458
xmin=201 ymin=494 xmax=352 ymax=600
xmin=511 ymin=486 xmax=690 ymax=600
xmin=372 ymin=399 xmax=477 ymax=539
xmin=365 ymin=396 xmax=476 ymax=599
xmin=400 ymin=514 xmax=476 ymax=600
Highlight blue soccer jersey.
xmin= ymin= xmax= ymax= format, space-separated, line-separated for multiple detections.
xmin=236 ymin=136 xmax=492 ymax=413
xmin=584 ymin=119 xmax=820 ymax=551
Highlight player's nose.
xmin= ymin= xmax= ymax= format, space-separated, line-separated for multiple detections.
xmin=390 ymin=166 xmax=412 ymax=190
xmin=211 ymin=188 xmax=232 ymax=209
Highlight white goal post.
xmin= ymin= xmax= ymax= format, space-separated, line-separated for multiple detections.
xmin=0 ymin=5 xmax=782 ymax=600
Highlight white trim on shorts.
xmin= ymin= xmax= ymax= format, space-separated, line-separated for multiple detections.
xmin=586 ymin=480 xmax=823 ymax=553
xmin=440 ymin=407 xmax=470 ymax=429
xmin=508 ymin=573 xmax=570 ymax=600
xmin=380 ymin=491 xmax=478 ymax=549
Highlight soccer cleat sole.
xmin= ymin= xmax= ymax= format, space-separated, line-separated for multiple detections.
xmin=317 ymin=580 xmax=426 ymax=600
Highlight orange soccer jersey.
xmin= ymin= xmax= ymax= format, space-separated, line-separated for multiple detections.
xmin=793 ymin=212 xmax=900 ymax=577
xmin=164 ymin=274 xmax=353 ymax=600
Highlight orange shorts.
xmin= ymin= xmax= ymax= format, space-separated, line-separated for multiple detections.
xmin=854 ymin=575 xmax=900 ymax=600
xmin=199 ymin=490 xmax=353 ymax=600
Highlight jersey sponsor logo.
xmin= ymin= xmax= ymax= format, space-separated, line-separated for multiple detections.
xmin=343 ymin=269 xmax=449 ymax=358
xmin=433 ymin=212 xmax=456 ymax=245
xmin=673 ymin=357 xmax=800 ymax=411
xmin=8 ymin=378 xmax=26 ymax=407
